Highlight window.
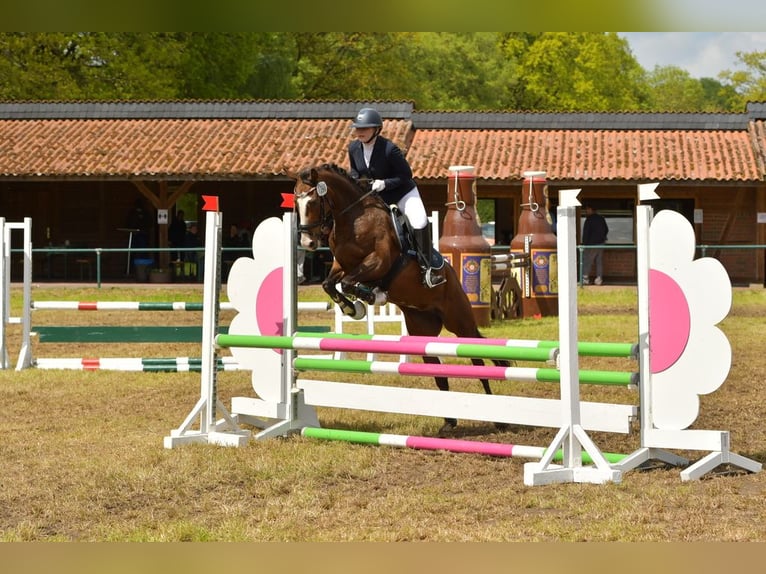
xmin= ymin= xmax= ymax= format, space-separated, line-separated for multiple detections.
xmin=580 ymin=199 xmax=635 ymax=245
xmin=579 ymin=198 xmax=695 ymax=245
xmin=603 ymin=214 xmax=634 ymax=245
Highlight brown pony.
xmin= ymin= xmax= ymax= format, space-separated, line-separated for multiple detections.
xmin=293 ymin=163 xmax=507 ymax=432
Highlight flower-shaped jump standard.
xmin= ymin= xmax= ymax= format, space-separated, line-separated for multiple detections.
xmin=226 ymin=217 xmax=285 ymax=404
xmin=648 ymin=209 xmax=732 ymax=430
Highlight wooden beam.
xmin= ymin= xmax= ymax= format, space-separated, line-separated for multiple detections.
xmin=131 ymin=180 xmax=197 ymax=270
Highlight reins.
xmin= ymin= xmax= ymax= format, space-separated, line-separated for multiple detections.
xmin=339 ymin=185 xmax=378 ymax=216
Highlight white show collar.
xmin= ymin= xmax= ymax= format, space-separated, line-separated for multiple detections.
xmin=362 ymin=137 xmax=376 ymax=167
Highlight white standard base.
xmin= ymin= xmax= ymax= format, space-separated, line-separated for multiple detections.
xmin=523 ymin=462 xmax=623 ymax=486
xmin=616 ymin=429 xmax=761 ymax=481
xmin=612 ymin=447 xmax=689 ymax=474
xmin=231 ymin=389 xmax=320 ymax=440
xmin=523 ymin=424 xmax=623 ymax=486
xmin=164 ymin=392 xmax=252 ymax=449
xmin=680 ymin=450 xmax=762 ymax=481
xmin=163 ymin=427 xmax=251 ymax=448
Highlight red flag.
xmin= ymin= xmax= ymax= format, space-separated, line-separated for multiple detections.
xmin=201 ymin=195 xmax=219 ymax=212
xmin=280 ymin=193 xmax=294 ymax=209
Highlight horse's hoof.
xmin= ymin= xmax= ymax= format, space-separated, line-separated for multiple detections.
xmin=372 ymin=288 xmax=388 ymax=305
xmin=438 ymin=420 xmax=458 ymax=436
xmin=351 ymin=299 xmax=366 ymax=320
xmin=495 ymin=423 xmax=525 ymax=433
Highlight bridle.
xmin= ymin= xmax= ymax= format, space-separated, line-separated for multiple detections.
xmin=295 ymin=181 xmax=333 ymax=236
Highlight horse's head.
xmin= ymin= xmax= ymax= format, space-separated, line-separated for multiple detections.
xmin=293 ymin=166 xmax=332 ymax=250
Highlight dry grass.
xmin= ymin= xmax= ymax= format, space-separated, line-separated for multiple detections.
xmin=1 ymin=284 xmax=765 ymax=541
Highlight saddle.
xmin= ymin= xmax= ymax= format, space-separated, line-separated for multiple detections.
xmin=389 ymin=206 xmax=445 ymax=269
xmin=345 ymin=205 xmax=445 ymax=303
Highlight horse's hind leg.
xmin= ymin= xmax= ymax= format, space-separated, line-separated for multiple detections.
xmin=470 ymin=357 xmax=494 ymax=395
xmin=421 ymin=355 xmax=457 ymax=433
xmin=470 ymin=357 xmax=509 ymax=431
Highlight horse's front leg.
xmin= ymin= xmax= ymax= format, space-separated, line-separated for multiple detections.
xmin=322 ymin=260 xmax=366 ymax=320
xmin=338 ymin=255 xmax=389 ymax=307
xmin=339 ymin=278 xmax=387 ymax=307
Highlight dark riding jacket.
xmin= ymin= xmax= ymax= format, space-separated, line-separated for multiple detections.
xmin=348 ymin=136 xmax=417 ymax=204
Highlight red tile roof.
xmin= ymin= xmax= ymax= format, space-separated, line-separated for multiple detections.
xmin=751 ymin=120 xmax=766 ymax=177
xmin=0 ymin=115 xmax=762 ymax=183
xmin=408 ymin=128 xmax=761 ymax=182
xmin=0 ymin=118 xmax=411 ymax=180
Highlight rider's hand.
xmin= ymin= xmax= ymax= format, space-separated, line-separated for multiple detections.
xmin=371 ymin=179 xmax=386 ymax=192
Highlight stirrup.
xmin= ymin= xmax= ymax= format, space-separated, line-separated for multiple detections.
xmin=423 ymin=267 xmax=446 ymax=288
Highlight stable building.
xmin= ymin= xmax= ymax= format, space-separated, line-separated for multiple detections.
xmin=1 ymin=100 xmax=765 ymax=284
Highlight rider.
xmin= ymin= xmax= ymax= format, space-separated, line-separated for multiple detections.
xmin=347 ymin=107 xmax=445 ymax=288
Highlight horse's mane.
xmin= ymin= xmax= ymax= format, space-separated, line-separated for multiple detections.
xmin=320 ymin=163 xmax=350 ymax=179
xmin=299 ymin=163 xmax=368 ymax=195
xmin=319 ymin=163 xmax=365 ymax=193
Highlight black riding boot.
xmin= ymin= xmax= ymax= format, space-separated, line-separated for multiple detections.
xmin=413 ymin=227 xmax=445 ymax=288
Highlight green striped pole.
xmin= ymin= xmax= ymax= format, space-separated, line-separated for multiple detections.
xmin=301 ymin=427 xmax=627 ymax=464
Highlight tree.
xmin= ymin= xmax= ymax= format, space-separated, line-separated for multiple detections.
xmin=699 ymin=77 xmax=744 ymax=112
xmin=3 ymin=32 xmax=744 ymax=113
xmin=0 ymin=33 xmax=78 ymax=99
xmin=0 ymin=32 xmax=184 ymax=100
xmin=719 ymin=50 xmax=766 ymax=103
xmin=290 ymin=33 xmax=413 ymax=101
xmin=505 ymin=32 xmax=650 ymax=111
xmin=645 ymin=65 xmax=707 ymax=111
xmin=643 ymin=66 xmax=745 ymax=112
xmin=178 ymin=33 xmax=297 ymax=99
xmin=405 ymin=33 xmax=520 ymax=110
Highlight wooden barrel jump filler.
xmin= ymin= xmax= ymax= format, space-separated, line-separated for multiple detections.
xmin=511 ymin=170 xmax=559 ymax=318
xmin=439 ymin=165 xmax=492 ymax=327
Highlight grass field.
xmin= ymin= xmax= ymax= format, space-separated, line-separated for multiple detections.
xmin=1 ymin=283 xmax=765 ymax=542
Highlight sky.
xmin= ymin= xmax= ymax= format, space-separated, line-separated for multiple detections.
xmin=618 ymin=32 xmax=766 ymax=79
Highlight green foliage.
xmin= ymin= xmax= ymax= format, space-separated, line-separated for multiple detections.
xmin=506 ymin=32 xmax=650 ymax=111
xmin=291 ymin=33 xmax=412 ymax=101
xmin=178 ymin=33 xmax=298 ymax=99
xmin=646 ymin=65 xmax=707 ymax=111
xmin=699 ymin=77 xmax=745 ymax=112
xmin=405 ymin=33 xmax=520 ymax=110
xmin=476 ymin=198 xmax=495 ymax=226
xmin=719 ymin=50 xmax=766 ymax=104
xmin=0 ymin=32 xmax=760 ymax=112
xmin=644 ymin=65 xmax=745 ymax=112
xmin=0 ymin=32 xmax=185 ymax=100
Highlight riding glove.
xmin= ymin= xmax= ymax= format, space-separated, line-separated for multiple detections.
xmin=371 ymin=179 xmax=386 ymax=192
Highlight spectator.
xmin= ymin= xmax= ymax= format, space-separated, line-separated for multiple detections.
xmin=224 ymin=223 xmax=248 ymax=261
xmin=581 ymin=205 xmax=609 ymax=285
xmin=237 ymin=221 xmax=252 ymax=247
xmin=125 ymin=198 xmax=151 ymax=263
xmin=169 ymin=209 xmax=187 ymax=261
xmin=184 ymin=222 xmax=201 ymax=258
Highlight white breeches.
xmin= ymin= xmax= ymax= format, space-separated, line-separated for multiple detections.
xmin=396 ymin=188 xmax=428 ymax=229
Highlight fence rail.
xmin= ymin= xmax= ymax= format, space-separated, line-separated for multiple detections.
xmin=8 ymin=243 xmax=766 ymax=288
xmin=8 ymin=245 xmax=330 ymax=288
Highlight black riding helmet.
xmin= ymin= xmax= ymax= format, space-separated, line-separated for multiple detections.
xmin=352 ymin=107 xmax=383 ymax=129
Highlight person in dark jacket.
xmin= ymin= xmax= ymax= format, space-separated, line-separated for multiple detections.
xmin=347 ymin=107 xmax=444 ymax=288
xmin=581 ymin=205 xmax=609 ymax=285
xmin=168 ymin=209 xmax=187 ymax=262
